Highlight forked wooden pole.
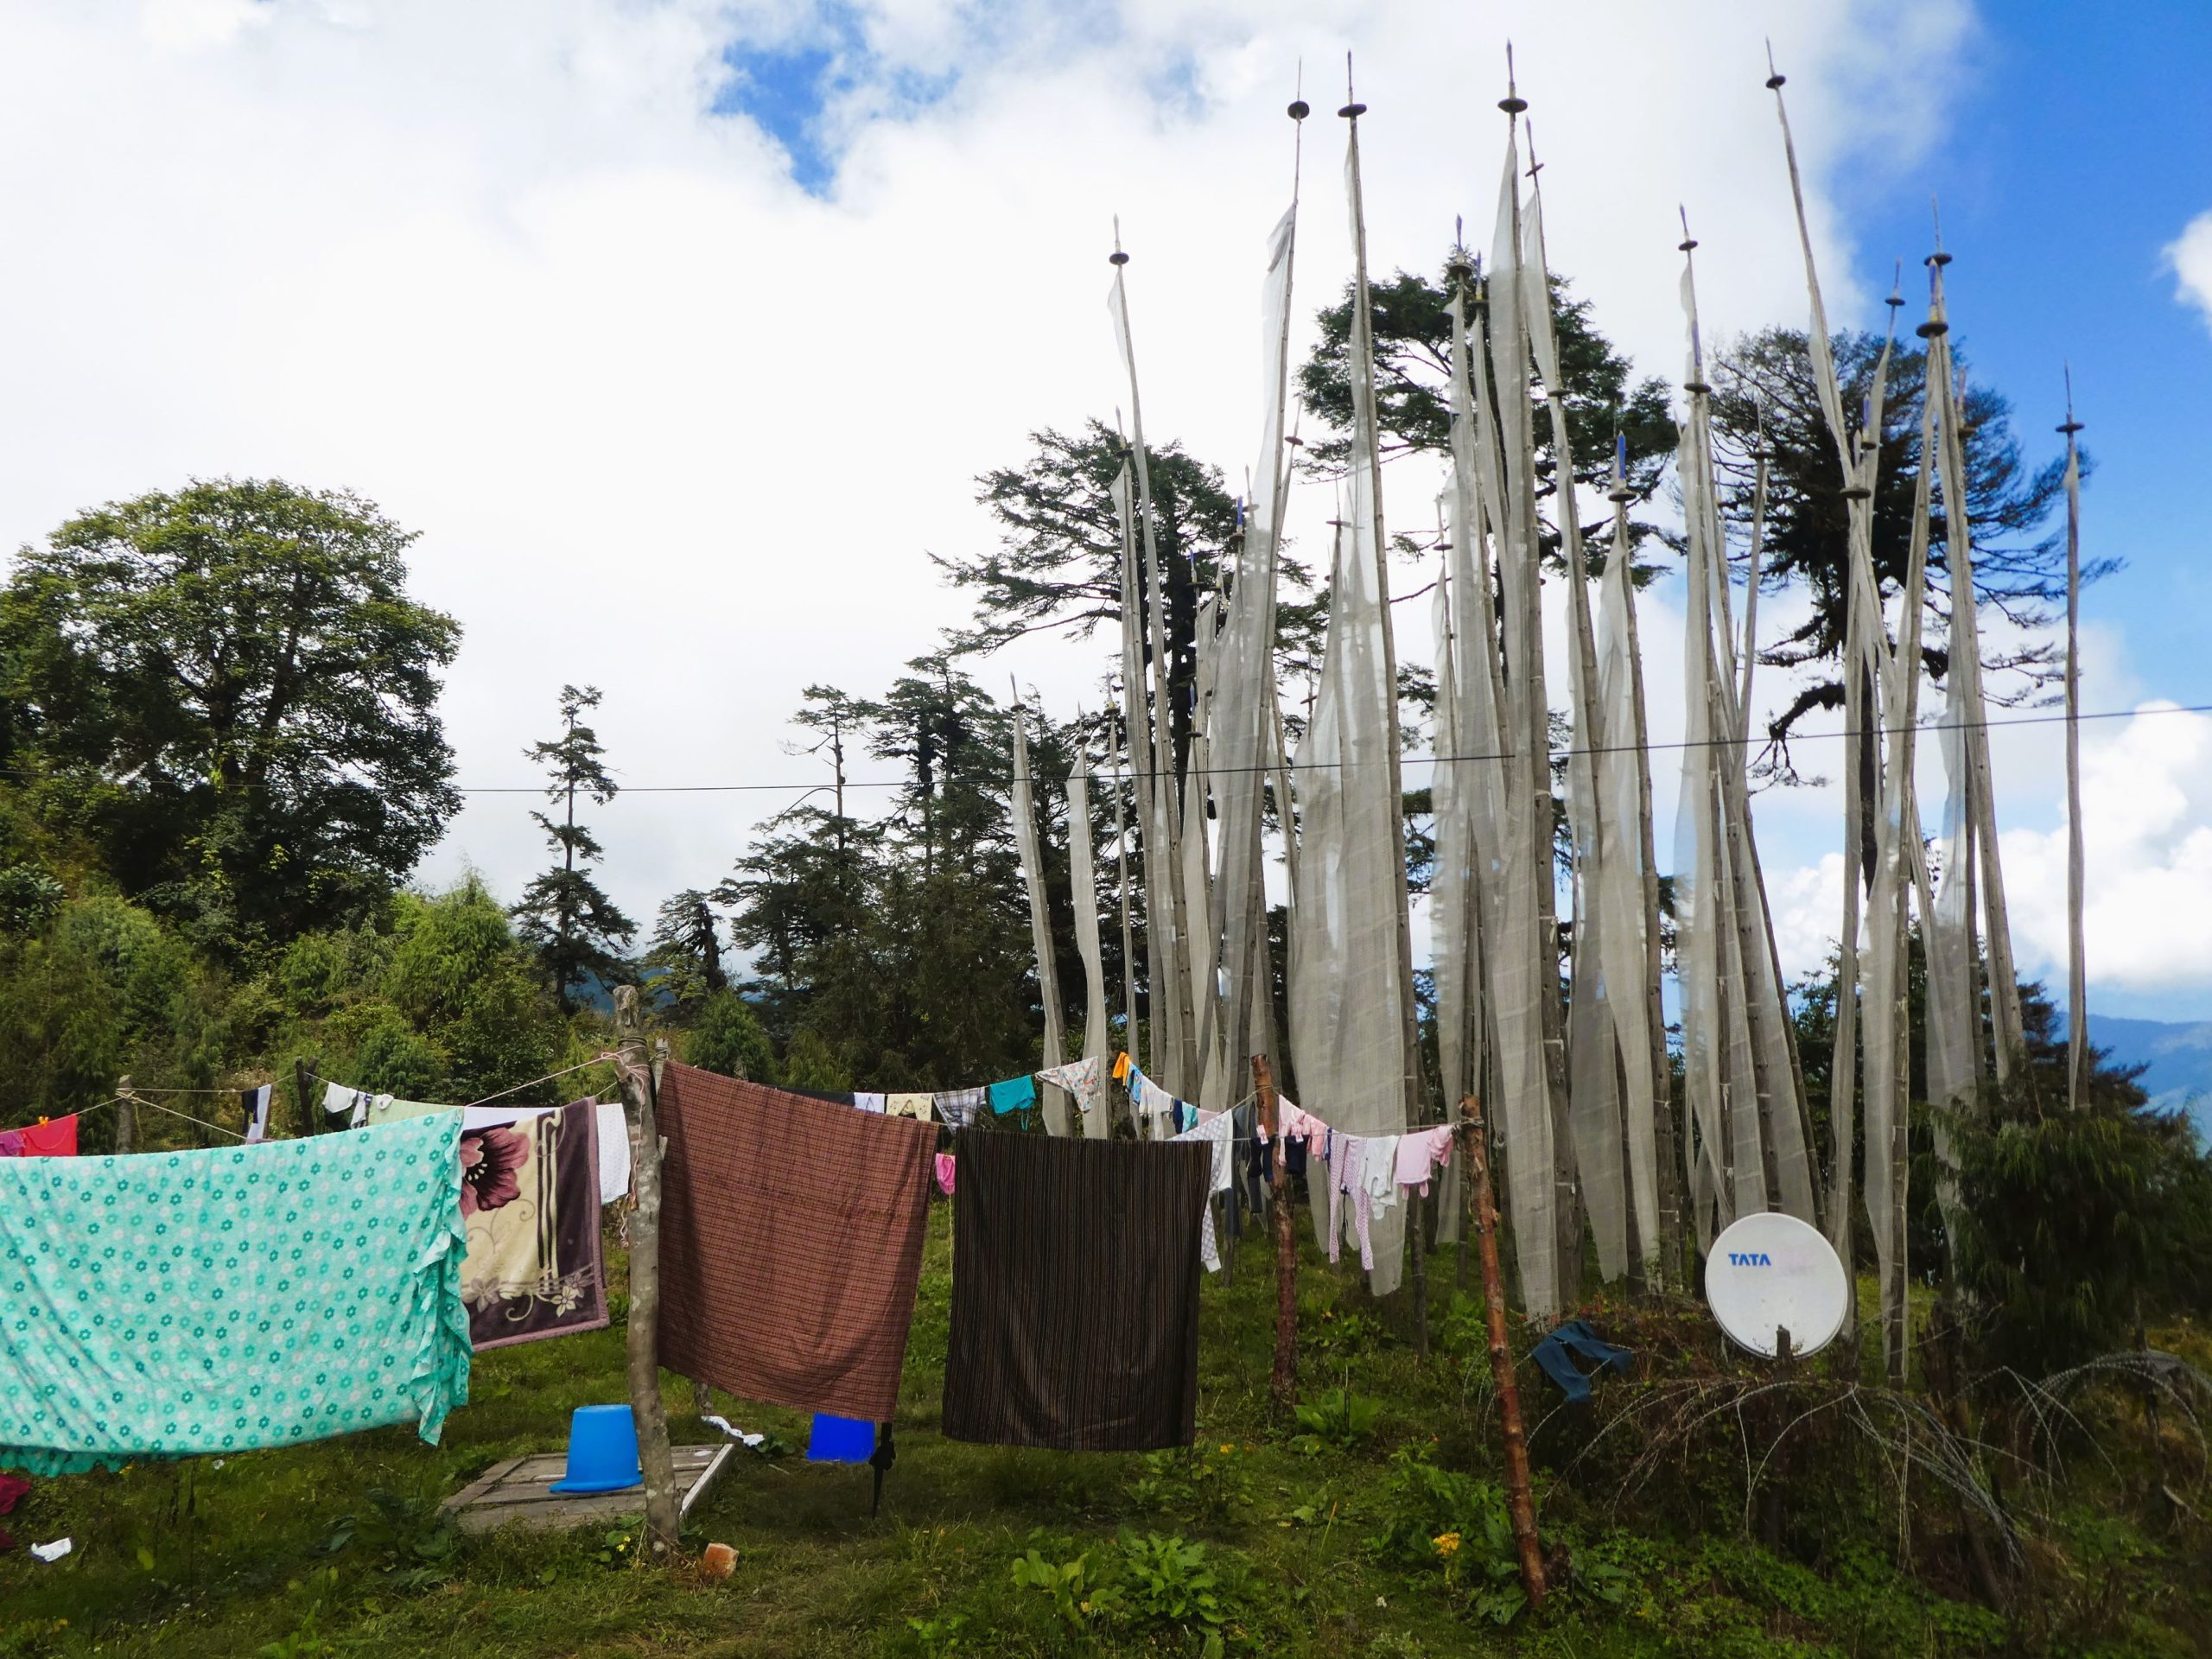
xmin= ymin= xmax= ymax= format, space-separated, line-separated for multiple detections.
xmin=1253 ymin=1054 xmax=1298 ymax=1414
xmin=614 ymin=986 xmax=683 ymax=1557
xmin=1462 ymin=1092 xmax=1545 ymax=1610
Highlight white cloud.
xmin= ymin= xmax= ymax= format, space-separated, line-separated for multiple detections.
xmin=2004 ymin=702 xmax=2212 ymax=995
xmin=0 ymin=0 xmax=1978 ymax=928
xmin=2170 ymin=209 xmax=2212 ymax=332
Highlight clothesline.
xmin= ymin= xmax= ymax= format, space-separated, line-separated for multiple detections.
xmin=1 ymin=1092 xmax=251 ymax=1142
xmin=304 ymin=1053 xmax=619 ymax=1115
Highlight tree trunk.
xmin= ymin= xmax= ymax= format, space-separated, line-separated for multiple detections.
xmin=1463 ymin=1093 xmax=1545 ymax=1611
xmin=614 ymin=987 xmax=683 ymax=1557
xmin=1255 ymin=1054 xmax=1298 ymax=1415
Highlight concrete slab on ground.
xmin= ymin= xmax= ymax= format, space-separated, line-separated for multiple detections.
xmin=441 ymin=1441 xmax=733 ymax=1535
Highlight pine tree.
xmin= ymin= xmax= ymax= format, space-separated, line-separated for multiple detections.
xmin=644 ymin=887 xmax=727 ymax=1011
xmin=512 ymin=684 xmax=634 ymax=1012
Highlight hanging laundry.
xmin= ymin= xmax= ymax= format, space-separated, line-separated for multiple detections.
xmin=240 ymin=1084 xmax=274 ymax=1143
xmin=0 ymin=1114 xmax=471 ymax=1476
xmin=1171 ymin=1110 xmax=1237 ymax=1272
xmin=1392 ymin=1125 xmax=1455 ymax=1195
xmin=1037 ymin=1058 xmax=1107 ymax=1136
xmin=852 ymin=1093 xmax=887 ymax=1115
xmin=1123 ymin=1065 xmax=1183 ymax=1141
xmin=594 ymin=1100 xmax=632 ymax=1205
xmin=932 ymin=1088 xmax=985 ymax=1130
xmin=5 ymin=1117 xmax=78 ymax=1159
xmin=0 ymin=1131 xmax=21 ymax=1159
xmin=1359 ymin=1134 xmax=1403 ymax=1218
xmin=320 ymin=1082 xmax=385 ymax=1128
xmin=1325 ymin=1131 xmax=1376 ymax=1272
xmin=886 ymin=1093 xmax=934 ymax=1122
xmin=986 ymin=1076 xmax=1036 ymax=1116
xmin=934 ymin=1152 xmax=957 ymax=1196
xmin=942 ymin=1132 xmax=1210 ymax=1452
xmin=655 ymin=1065 xmax=933 ymax=1422
xmin=460 ymin=1100 xmax=608 ymax=1352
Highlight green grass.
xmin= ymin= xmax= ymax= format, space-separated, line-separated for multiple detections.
xmin=2 ymin=1209 xmax=2204 ymax=1657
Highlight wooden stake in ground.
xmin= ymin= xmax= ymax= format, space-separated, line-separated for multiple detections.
xmin=613 ymin=986 xmax=683 ymax=1558
xmin=1253 ymin=1054 xmax=1297 ymax=1414
xmin=1462 ymin=1092 xmax=1545 ymax=1611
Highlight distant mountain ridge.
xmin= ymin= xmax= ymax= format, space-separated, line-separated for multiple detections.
xmin=2082 ymin=1014 xmax=2212 ymax=1144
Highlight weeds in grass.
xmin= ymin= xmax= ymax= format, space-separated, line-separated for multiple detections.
xmin=1291 ymin=1388 xmax=1382 ymax=1452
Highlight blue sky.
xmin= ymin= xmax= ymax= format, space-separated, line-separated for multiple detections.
xmin=1837 ymin=1 xmax=2212 ymax=705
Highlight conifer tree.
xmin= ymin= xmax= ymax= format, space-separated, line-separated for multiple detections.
xmin=512 ymin=684 xmax=633 ymax=1012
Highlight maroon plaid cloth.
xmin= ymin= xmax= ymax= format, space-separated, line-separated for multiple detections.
xmin=655 ymin=1063 xmax=935 ymax=1421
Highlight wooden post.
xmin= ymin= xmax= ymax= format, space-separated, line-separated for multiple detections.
xmin=654 ymin=1032 xmax=715 ymax=1422
xmin=1253 ymin=1054 xmax=1297 ymax=1414
xmin=614 ymin=987 xmax=683 ymax=1558
xmin=115 ymin=1075 xmax=137 ymax=1155
xmin=1408 ymin=1183 xmax=1429 ymax=1359
xmin=295 ymin=1057 xmax=320 ymax=1136
xmin=1462 ymin=1093 xmax=1545 ymax=1611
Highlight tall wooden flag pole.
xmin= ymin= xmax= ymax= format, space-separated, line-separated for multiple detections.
xmin=2060 ymin=384 xmax=2088 ymax=1111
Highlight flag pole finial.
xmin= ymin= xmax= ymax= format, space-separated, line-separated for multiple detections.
xmin=1764 ymin=39 xmax=1785 ymax=90
xmin=2058 ymin=365 xmax=2084 ymax=435
xmin=1338 ymin=51 xmax=1364 ymax=118
xmin=1499 ymin=41 xmax=1527 ymax=115
xmin=1677 ymin=204 xmax=1697 ymax=254
xmin=1109 ymin=214 xmax=1128 ymax=267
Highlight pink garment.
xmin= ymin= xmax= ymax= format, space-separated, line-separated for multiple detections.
xmin=1393 ymin=1126 xmax=1454 ymax=1194
xmin=1325 ymin=1131 xmax=1375 ymax=1272
xmin=934 ymin=1152 xmax=956 ymax=1197
xmin=1264 ymin=1097 xmax=1330 ymax=1144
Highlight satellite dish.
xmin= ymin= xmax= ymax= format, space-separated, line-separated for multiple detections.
xmin=1704 ymin=1211 xmax=1849 ymax=1358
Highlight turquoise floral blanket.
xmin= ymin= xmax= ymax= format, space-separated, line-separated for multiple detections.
xmin=0 ymin=1114 xmax=471 ymax=1476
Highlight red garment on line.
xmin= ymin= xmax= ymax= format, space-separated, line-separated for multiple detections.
xmin=10 ymin=1116 xmax=77 ymax=1157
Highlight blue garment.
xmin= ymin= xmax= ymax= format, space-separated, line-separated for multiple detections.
xmin=807 ymin=1412 xmax=878 ymax=1463
xmin=987 ymin=1076 xmax=1036 ymax=1116
xmin=1530 ymin=1319 xmax=1633 ymax=1404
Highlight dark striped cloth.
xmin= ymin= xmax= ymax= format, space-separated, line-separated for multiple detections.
xmin=656 ymin=1063 xmax=935 ymax=1421
xmin=941 ymin=1129 xmax=1211 ymax=1451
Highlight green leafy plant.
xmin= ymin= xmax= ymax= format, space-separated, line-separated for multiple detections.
xmin=1127 ymin=1442 xmax=1252 ymax=1522
xmin=1370 ymin=1451 xmax=1529 ymax=1624
xmin=1115 ymin=1530 xmax=1226 ymax=1636
xmin=1009 ymin=1543 xmax=1114 ymax=1627
xmin=905 ymin=1611 xmax=969 ymax=1655
xmin=1292 ymin=1387 xmax=1382 ymax=1452
xmin=315 ymin=1487 xmax=461 ymax=1588
xmin=257 ymin=1567 xmax=340 ymax=1658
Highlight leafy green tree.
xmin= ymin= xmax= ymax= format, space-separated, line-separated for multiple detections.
xmin=511 ymin=684 xmax=634 ymax=1012
xmin=0 ymin=479 xmax=461 ymax=946
xmin=722 ymin=671 xmax=1041 ymax=1090
xmin=683 ymin=989 xmax=775 ymax=1083
xmin=934 ymin=425 xmax=1319 ymax=775
xmin=0 ymin=895 xmax=228 ymax=1151
xmin=1298 ymin=264 xmax=1677 ymax=564
xmin=1938 ymin=988 xmax=2212 ymax=1375
xmin=1707 ymin=327 xmax=2093 ymax=766
xmin=779 ymin=1026 xmax=854 ymax=1094
xmin=643 ymin=888 xmax=727 ymax=1012
xmin=383 ymin=879 xmax=563 ymax=1103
